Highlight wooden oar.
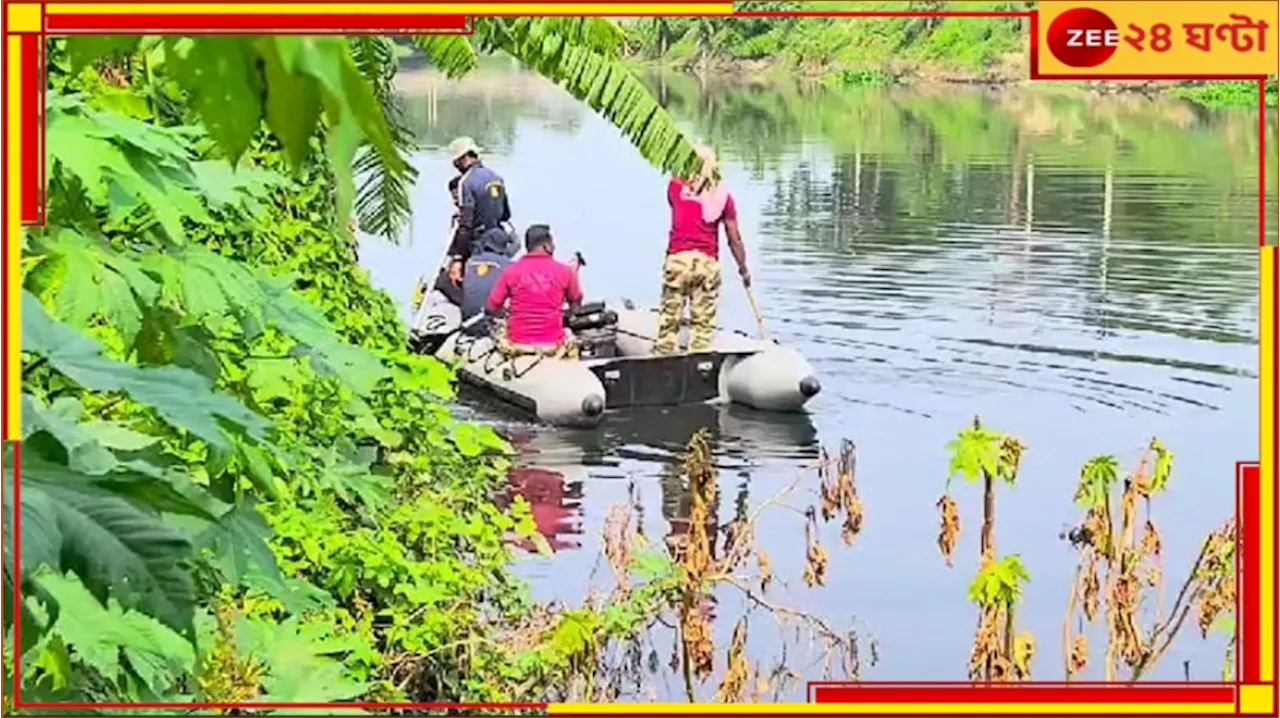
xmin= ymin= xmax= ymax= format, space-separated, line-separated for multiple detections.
xmin=743 ymin=283 xmax=772 ymax=343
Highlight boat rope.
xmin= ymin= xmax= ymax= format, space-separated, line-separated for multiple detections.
xmin=453 ymin=329 xmax=550 ymax=380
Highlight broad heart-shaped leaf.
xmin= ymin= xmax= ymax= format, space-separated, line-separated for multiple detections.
xmin=166 ymin=36 xmax=264 ymax=165
xmin=293 ymin=36 xmax=403 ymax=175
xmin=5 ymin=459 xmax=197 ymax=641
xmin=18 ymin=404 xmax=230 ymax=523
xmin=34 ymin=571 xmax=195 ymax=694
xmin=22 ymin=289 xmax=271 ymax=451
xmin=290 ymin=35 xmax=407 ymax=234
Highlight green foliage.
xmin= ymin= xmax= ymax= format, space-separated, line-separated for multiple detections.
xmin=16 ymin=30 xmax=707 ymax=708
xmin=1148 ymin=438 xmax=1172 ymax=494
xmin=26 ymin=571 xmax=196 ymax=699
xmin=623 ymin=3 xmax=1026 ymax=73
xmin=1075 ymin=438 xmax=1173 ymax=512
xmin=967 ymin=554 xmax=1030 ymax=608
xmin=63 ymin=34 xmax=408 ymax=240
xmin=945 ymin=417 xmax=1021 ymax=488
xmin=1075 ymin=455 xmax=1119 ymax=509
xmin=1169 ymin=78 xmax=1279 ymax=109
xmin=349 ymin=36 xmax=420 ymax=242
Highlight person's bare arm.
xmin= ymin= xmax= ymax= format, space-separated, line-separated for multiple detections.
xmin=565 ymin=268 xmax=584 ymax=312
xmin=724 ymin=217 xmax=751 ymax=287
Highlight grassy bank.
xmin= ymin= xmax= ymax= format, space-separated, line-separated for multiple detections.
xmin=620 ymin=2 xmax=1278 ymax=109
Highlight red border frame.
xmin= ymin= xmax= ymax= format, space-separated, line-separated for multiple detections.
xmin=2 ymin=1 xmax=1272 ymax=714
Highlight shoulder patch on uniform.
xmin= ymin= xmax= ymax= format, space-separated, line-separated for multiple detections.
xmin=476 ymin=262 xmax=494 ymax=276
xmin=486 ymin=180 xmax=503 ymax=198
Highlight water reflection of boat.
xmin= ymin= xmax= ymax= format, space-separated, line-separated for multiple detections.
xmin=508 ymin=402 xmax=821 ymax=467
xmin=606 ymin=402 xmax=820 ymax=464
xmin=500 ymin=404 xmax=819 ymax=563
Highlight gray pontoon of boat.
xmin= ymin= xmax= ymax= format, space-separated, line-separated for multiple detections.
xmin=411 ymin=289 xmax=822 ymax=428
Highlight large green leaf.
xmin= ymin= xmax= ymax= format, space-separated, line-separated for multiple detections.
xmin=46 ymin=100 xmax=212 ymax=244
xmin=259 ymin=38 xmax=323 ymax=168
xmin=258 ymin=278 xmax=389 ymax=395
xmin=192 ymin=501 xmax=289 ymax=600
xmin=3 ymin=446 xmax=60 ymax=656
xmin=27 ymin=230 xmax=154 ymax=347
xmin=167 ymin=36 xmax=264 ymax=165
xmin=35 ymin=571 xmax=196 ymax=694
xmin=5 ymin=457 xmax=197 ymax=640
xmin=22 ymin=289 xmax=271 ymax=450
xmin=236 ymin=615 xmax=367 ymax=703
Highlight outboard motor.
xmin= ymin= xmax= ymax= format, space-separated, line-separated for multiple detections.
xmin=565 ymin=300 xmax=619 ymax=359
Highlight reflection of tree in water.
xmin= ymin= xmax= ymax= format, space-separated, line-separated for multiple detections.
xmin=763 ymin=148 xmax=1259 ymax=348
xmin=396 ymin=69 xmax=586 ymax=155
xmin=708 ymin=69 xmax=1266 ymax=350
xmin=648 ymin=70 xmax=1274 ymax=239
xmin=499 ymin=405 xmax=818 ymax=559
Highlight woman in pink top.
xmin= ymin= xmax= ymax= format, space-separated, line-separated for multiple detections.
xmin=653 ymin=148 xmax=752 ymax=355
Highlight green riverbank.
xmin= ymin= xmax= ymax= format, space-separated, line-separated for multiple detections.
xmin=619 ymin=4 xmax=1279 ymax=109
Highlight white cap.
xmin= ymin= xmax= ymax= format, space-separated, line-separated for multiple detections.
xmin=447 ymin=136 xmax=483 ymax=160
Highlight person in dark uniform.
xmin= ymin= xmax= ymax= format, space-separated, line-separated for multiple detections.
xmin=444 ymin=137 xmax=518 ymax=288
xmin=420 ymin=175 xmax=466 ymax=308
xmin=459 ymin=228 xmax=515 ymax=337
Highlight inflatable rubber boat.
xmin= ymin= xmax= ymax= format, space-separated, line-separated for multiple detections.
xmin=411 ymin=287 xmax=822 ymax=428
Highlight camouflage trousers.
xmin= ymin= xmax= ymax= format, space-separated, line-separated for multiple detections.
xmin=654 ymin=250 xmax=722 ymax=355
xmin=493 ymin=320 xmax=580 ymax=360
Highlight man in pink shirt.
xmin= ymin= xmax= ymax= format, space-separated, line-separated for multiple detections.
xmin=485 ymin=224 xmax=584 ymax=357
xmin=654 ymin=148 xmax=752 ymax=355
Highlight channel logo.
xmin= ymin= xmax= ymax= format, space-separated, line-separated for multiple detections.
xmin=1046 ymin=7 xmax=1121 ymax=68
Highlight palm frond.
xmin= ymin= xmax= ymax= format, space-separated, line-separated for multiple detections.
xmin=480 ymin=17 xmax=627 ymax=58
xmin=481 ymin=18 xmax=702 ymax=179
xmin=411 ymin=34 xmax=480 ymax=79
xmin=349 ymin=35 xmax=420 ymax=242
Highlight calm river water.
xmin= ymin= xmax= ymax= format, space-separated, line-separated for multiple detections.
xmin=360 ymin=66 xmax=1274 ymax=694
